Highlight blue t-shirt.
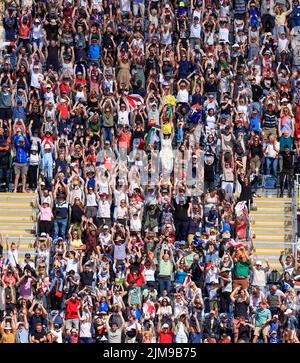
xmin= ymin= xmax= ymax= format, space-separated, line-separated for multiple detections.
xmin=249 ymin=115 xmax=261 ymax=132
xmin=175 ymin=270 xmax=187 ymax=285
xmin=190 ymin=332 xmax=201 ymax=343
xmin=255 ymin=307 xmax=271 ymax=327
xmin=89 ymin=44 xmax=101 ymax=60
xmin=269 ymin=336 xmax=280 ymax=343
xmin=99 ymin=301 xmax=109 ymax=312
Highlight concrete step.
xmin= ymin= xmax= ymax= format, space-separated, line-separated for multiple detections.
xmin=1 ymin=229 xmax=35 ymax=240
xmin=252 ymin=226 xmax=293 ymax=232
xmin=252 ymin=233 xmax=293 ymax=239
xmin=0 ymin=193 xmax=36 ymax=197
xmin=5 ymin=235 xmax=35 ymax=240
xmin=0 ymin=210 xmax=34 ymax=216
xmin=0 ymin=221 xmax=35 ymax=227
xmin=250 ymin=216 xmax=292 ymax=222
xmin=253 ymin=199 xmax=292 ymax=204
xmin=254 ymin=237 xmax=293 ymax=243
xmin=251 ymin=220 xmax=292 ymax=227
xmin=0 ymin=216 xmax=36 ymax=222
xmin=252 ymin=206 xmax=292 ymax=211
xmin=254 ymin=197 xmax=292 ymax=201
xmin=0 ymin=201 xmax=33 ymax=210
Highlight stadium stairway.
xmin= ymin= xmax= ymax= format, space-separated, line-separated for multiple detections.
xmin=251 ymin=193 xmax=294 ymax=271
xmin=0 ymin=193 xmax=37 ymax=264
xmin=0 ymin=0 xmax=4 ymax=44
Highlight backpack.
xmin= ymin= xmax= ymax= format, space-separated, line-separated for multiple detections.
xmin=268 ymin=269 xmax=281 ymax=284
xmin=264 ymin=174 xmax=277 ymax=189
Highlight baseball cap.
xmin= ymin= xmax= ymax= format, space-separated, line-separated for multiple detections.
xmin=222 ymin=231 xmax=230 ymax=238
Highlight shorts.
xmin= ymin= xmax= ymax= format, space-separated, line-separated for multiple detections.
xmin=14 ymin=163 xmax=28 ymax=175
xmin=0 ymin=108 xmax=12 ymax=120
xmin=85 ymin=206 xmax=98 ymax=218
xmin=65 ymin=318 xmax=79 ymax=331
xmin=254 ymin=325 xmax=269 ymax=337
xmin=233 ymin=318 xmax=240 ymax=335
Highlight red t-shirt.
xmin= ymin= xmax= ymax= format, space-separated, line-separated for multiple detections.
xmin=118 ymin=131 xmax=131 ymax=149
xmin=127 ymin=273 xmax=144 ymax=287
xmin=59 ymin=83 xmax=70 ymax=96
xmin=158 ymin=331 xmax=174 ymax=343
xmin=57 ymin=102 xmax=70 ymax=119
xmin=65 ymin=299 xmax=80 ymax=319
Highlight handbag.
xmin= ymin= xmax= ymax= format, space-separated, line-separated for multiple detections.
xmin=55 ymin=290 xmax=63 ymax=298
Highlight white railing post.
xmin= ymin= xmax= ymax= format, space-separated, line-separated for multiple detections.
xmin=293 ymin=178 xmax=299 ymax=261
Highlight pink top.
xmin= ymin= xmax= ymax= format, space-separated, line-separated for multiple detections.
xmin=39 ymin=206 xmax=52 ymax=221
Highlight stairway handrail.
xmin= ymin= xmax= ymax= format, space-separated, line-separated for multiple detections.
xmin=292 ymin=178 xmax=299 ymax=262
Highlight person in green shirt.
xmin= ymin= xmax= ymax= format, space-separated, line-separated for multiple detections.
xmin=158 ymin=241 xmax=174 ymax=295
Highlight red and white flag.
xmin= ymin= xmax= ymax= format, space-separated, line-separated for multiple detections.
xmin=0 ymin=42 xmax=16 ymax=50
xmin=123 ymin=93 xmax=144 ymax=111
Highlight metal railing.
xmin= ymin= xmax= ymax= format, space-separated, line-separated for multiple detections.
xmin=292 ymin=175 xmax=300 ymax=261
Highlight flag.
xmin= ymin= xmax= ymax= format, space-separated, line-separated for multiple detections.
xmin=0 ymin=258 xmax=10 ymax=268
xmin=0 ymin=41 xmax=16 ymax=50
xmin=188 ymin=105 xmax=202 ymax=124
xmin=183 ymin=274 xmax=191 ymax=287
xmin=123 ymin=93 xmax=144 ymax=111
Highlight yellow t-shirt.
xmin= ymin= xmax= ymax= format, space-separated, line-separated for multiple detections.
xmin=70 ymin=238 xmax=83 ymax=250
xmin=0 ymin=328 xmax=16 ymax=343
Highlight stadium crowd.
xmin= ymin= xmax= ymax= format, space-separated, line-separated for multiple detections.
xmin=0 ymin=0 xmax=300 ymax=344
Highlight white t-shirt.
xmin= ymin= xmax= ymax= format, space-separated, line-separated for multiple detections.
xmin=80 ymin=313 xmax=92 ymax=337
xmin=190 ymin=24 xmax=201 ymax=39
xmin=30 ymin=71 xmax=44 ymax=89
xmin=118 ymin=110 xmax=130 ymax=126
xmin=99 ymin=232 xmax=111 ymax=246
xmin=219 ymin=27 xmax=229 ymax=43
xmin=8 ymin=249 xmax=18 ymax=267
xmin=143 ymin=268 xmax=155 ymax=282
xmin=264 ymin=141 xmax=279 ymax=158
xmin=97 ymin=200 xmax=111 ymax=218
xmin=66 ymin=258 xmax=79 ymax=275
xmin=253 ymin=268 xmax=266 ymax=287
xmin=177 ymin=89 xmax=189 ymax=103
xmin=50 ymin=329 xmax=63 ymax=343
xmin=130 ymin=215 xmax=142 ymax=231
